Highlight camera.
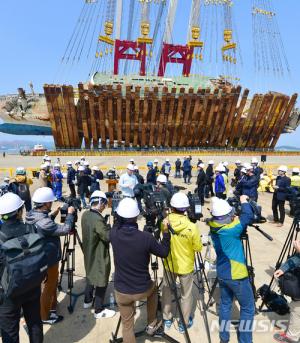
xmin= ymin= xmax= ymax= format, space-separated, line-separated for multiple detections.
xmin=105 ymin=191 xmax=123 ymax=216
xmin=60 ymin=197 xmax=82 ymax=224
xmin=106 ymin=169 xmax=118 ymax=180
xmin=187 ymin=191 xmax=202 ymax=223
xmin=227 ymin=196 xmax=266 ymax=224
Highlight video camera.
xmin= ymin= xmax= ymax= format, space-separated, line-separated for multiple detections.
xmin=60 ymin=197 xmax=82 ymax=224
xmin=105 ymin=191 xmax=123 ymax=216
xmin=227 ymin=196 xmax=266 ymax=224
xmin=186 ymin=191 xmax=203 ymax=223
xmin=106 ymin=169 xmax=118 ymax=180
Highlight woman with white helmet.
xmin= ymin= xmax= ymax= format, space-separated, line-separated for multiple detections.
xmin=215 ymin=165 xmax=226 ymax=199
xmin=272 ymin=166 xmax=291 ymax=227
xmin=0 ymin=193 xmax=44 ymax=342
xmin=110 ymin=198 xmax=170 ymax=341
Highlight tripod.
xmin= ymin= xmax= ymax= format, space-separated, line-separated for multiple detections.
xmin=259 ymin=217 xmax=300 ymax=311
xmin=193 ymin=252 xmax=212 ymax=343
xmin=58 ymin=226 xmax=84 ymax=313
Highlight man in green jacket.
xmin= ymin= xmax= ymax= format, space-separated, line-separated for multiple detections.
xmin=81 ymin=190 xmax=115 ymax=319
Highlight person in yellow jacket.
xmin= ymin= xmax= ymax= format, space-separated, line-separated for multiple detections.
xmin=258 ymin=171 xmax=274 ymax=193
xmin=291 ymin=168 xmax=300 ymax=188
xmin=161 ymin=192 xmax=202 ymax=334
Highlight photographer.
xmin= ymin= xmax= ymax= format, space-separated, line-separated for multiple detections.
xmin=26 ymin=187 xmax=75 ymax=325
xmin=156 ymin=174 xmax=172 ymax=207
xmin=238 ymin=164 xmax=259 ymax=202
xmin=0 ymin=193 xmax=43 ymax=342
xmin=208 ymin=195 xmax=255 ymax=343
xmin=162 ymin=192 xmax=202 ymax=333
xmin=110 ymin=198 xmax=170 ymax=343
xmin=272 ymin=166 xmax=291 ymax=227
xmin=81 ymin=191 xmax=115 ymax=319
xmin=66 ymin=161 xmax=76 ymax=198
xmin=146 ymin=161 xmax=157 ymax=185
xmin=90 ymin=166 xmax=104 ymax=194
xmin=274 ymin=240 xmax=300 ymax=343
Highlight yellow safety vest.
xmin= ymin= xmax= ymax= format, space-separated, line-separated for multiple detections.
xmin=291 ymin=175 xmax=300 ymax=187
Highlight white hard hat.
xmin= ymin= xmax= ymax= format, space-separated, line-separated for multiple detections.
xmin=211 ymin=197 xmax=233 ymax=217
xmin=251 ymin=157 xmax=259 ymax=164
xmin=84 ymin=161 xmax=89 ymax=166
xmin=40 ymin=164 xmax=47 ymax=170
xmin=129 ymin=158 xmax=135 ymax=162
xmin=278 ymin=165 xmax=288 ymax=173
xmin=45 ymin=161 xmax=51 ymax=167
xmin=157 ymin=174 xmax=167 ymax=183
xmin=54 ymin=163 xmax=60 ymax=168
xmin=293 ymin=167 xmax=300 ymax=173
xmin=78 ymin=166 xmax=85 ymax=171
xmin=16 ymin=167 xmax=26 ymax=175
xmin=74 ymin=160 xmax=80 ymax=165
xmin=134 ymin=166 xmax=139 ymax=170
xmin=241 ymin=168 xmax=247 ymax=174
xmin=3 ymin=177 xmax=10 ymax=182
xmin=90 ymin=191 xmax=107 ymax=204
xmin=166 ymin=158 xmax=170 ymax=162
xmin=66 ymin=161 xmax=72 ymax=165
xmin=223 ymin=161 xmax=229 ymax=166
xmin=0 ymin=193 xmax=24 ymax=215
xmin=127 ymin=164 xmax=135 ymax=171
xmin=243 ymin=163 xmax=253 ymax=170
xmin=81 ymin=156 xmax=85 ymax=160
xmin=154 ymin=159 xmax=159 ymax=163
xmin=32 ymin=187 xmax=56 ymax=204
xmin=170 ymin=192 xmax=190 ymax=210
xmin=236 ymin=160 xmax=241 ymax=164
xmin=208 ymin=160 xmax=214 ymax=165
xmin=198 ymin=163 xmax=205 ymax=168
xmin=215 ymin=165 xmax=225 ymax=172
xmin=92 ymin=166 xmax=99 ymax=171
xmin=116 ymin=198 xmax=140 ymax=218
xmin=45 ymin=157 xmax=51 ymax=162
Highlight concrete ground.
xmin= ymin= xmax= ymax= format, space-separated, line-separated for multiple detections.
xmin=1 ymin=154 xmax=299 ymax=343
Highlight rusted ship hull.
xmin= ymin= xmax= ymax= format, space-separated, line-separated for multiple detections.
xmin=44 ymin=83 xmax=297 ymax=150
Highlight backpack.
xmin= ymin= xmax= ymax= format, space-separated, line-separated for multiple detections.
xmin=17 ymin=182 xmax=30 ymax=201
xmin=0 ymin=224 xmax=48 ymax=298
xmin=279 ymin=268 xmax=300 ymax=300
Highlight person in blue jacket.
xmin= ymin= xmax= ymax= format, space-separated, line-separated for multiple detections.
xmin=272 ymin=165 xmax=291 ymax=227
xmin=215 ymin=165 xmax=226 ymax=199
xmin=208 ymin=195 xmax=255 ymax=343
xmin=90 ymin=166 xmax=104 ymax=194
xmin=238 ymin=165 xmax=259 ymax=202
xmin=161 ymin=159 xmax=172 ymax=180
xmin=52 ymin=164 xmax=63 ymax=200
xmin=273 ymin=240 xmax=300 ymax=343
xmin=182 ymin=157 xmax=192 ymax=184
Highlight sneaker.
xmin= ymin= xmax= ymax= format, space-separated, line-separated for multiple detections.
xmin=163 ymin=319 xmax=173 ymax=330
xmin=146 ymin=320 xmax=163 ymax=336
xmin=276 ymin=223 xmax=284 ymax=227
xmin=274 ymin=333 xmax=298 ymax=343
xmin=83 ymin=301 xmax=93 ymax=309
xmin=178 ymin=317 xmax=193 ymax=334
xmin=94 ymin=308 xmax=116 ymax=319
xmin=42 ymin=313 xmax=64 ymax=325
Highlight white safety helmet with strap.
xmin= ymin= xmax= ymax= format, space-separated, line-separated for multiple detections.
xmin=0 ymin=193 xmax=24 ymax=216
xmin=211 ymin=197 xmax=233 ymax=217
xmin=116 ymin=198 xmax=140 ymax=218
xmin=66 ymin=161 xmax=72 ymax=166
xmin=278 ymin=165 xmax=288 ymax=173
xmin=170 ymin=192 xmax=190 ymax=211
xmin=127 ymin=164 xmax=135 ymax=171
xmin=92 ymin=166 xmax=99 ymax=171
xmin=154 ymin=159 xmax=159 ymax=164
xmin=90 ymin=191 xmax=107 ymax=205
xmin=251 ymin=157 xmax=259 ymax=164
xmin=157 ymin=174 xmax=167 ymax=184
xmin=208 ymin=160 xmax=214 ymax=165
xmin=32 ymin=187 xmax=56 ymax=204
xmin=215 ymin=165 xmax=225 ymax=172
xmin=198 ymin=163 xmax=205 ymax=169
xmin=292 ymin=167 xmax=300 ymax=174
xmin=84 ymin=161 xmax=90 ymax=166
xmin=40 ymin=164 xmax=47 ymax=170
xmin=236 ymin=160 xmax=241 ymax=165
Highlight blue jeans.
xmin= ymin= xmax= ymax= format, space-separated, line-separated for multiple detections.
xmin=219 ymin=278 xmax=255 ymax=343
xmin=80 ymin=193 xmax=87 ymax=207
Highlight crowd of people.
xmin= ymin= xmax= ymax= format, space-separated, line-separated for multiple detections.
xmin=0 ymin=154 xmax=299 ymax=343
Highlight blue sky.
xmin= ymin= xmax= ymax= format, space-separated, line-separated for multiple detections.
xmin=0 ymin=0 xmax=299 ymax=147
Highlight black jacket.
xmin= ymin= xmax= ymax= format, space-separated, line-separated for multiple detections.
xmin=77 ymin=174 xmax=90 ymax=195
xmin=90 ymin=171 xmax=104 ymax=194
xmin=206 ymin=165 xmax=214 ymax=183
xmin=110 ymin=222 xmax=170 ymax=294
xmin=239 ymin=174 xmax=259 ymax=200
xmin=147 ymin=168 xmax=157 ymax=184
xmin=67 ymin=167 xmax=76 ymax=185
xmin=274 ymin=175 xmax=291 ymax=201
xmin=197 ymin=169 xmax=206 ymax=188
xmin=26 ymin=210 xmax=74 ymax=267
